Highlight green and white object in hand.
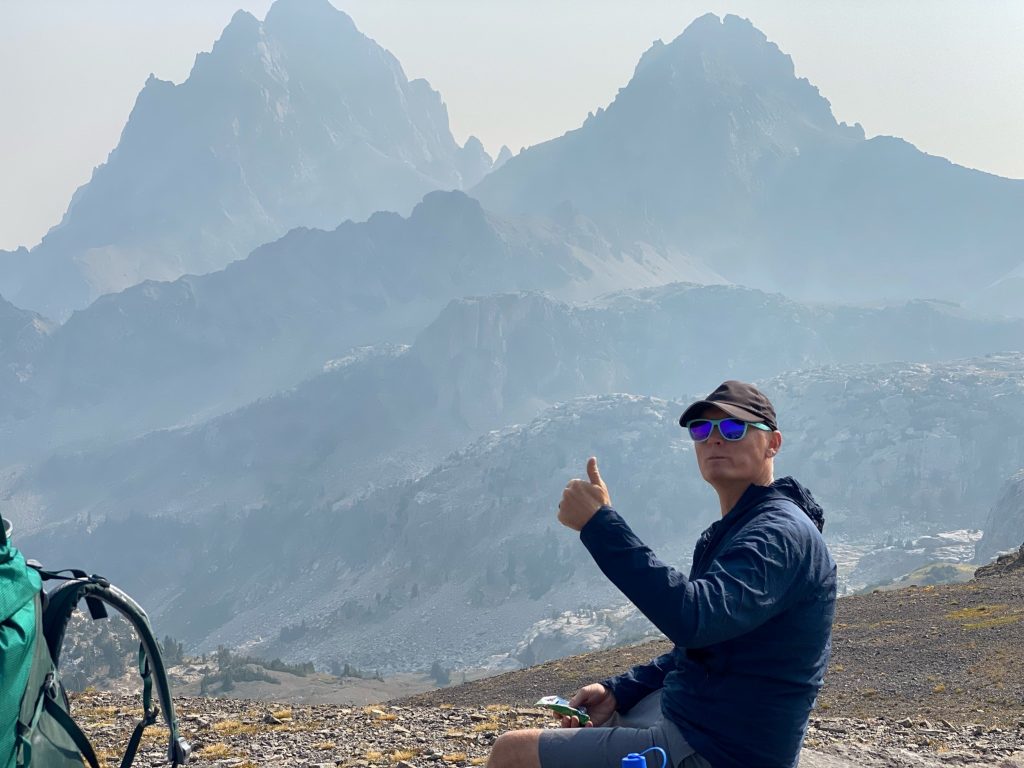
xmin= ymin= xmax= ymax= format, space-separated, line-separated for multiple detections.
xmin=535 ymin=696 xmax=590 ymax=725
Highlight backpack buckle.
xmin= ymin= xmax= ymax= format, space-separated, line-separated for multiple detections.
xmin=42 ymin=672 xmax=62 ymax=705
xmin=171 ymin=735 xmax=192 ymax=764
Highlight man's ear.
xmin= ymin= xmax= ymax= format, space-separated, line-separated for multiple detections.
xmin=767 ymin=430 xmax=783 ymax=457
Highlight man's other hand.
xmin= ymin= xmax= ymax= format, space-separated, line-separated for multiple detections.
xmin=557 ymin=457 xmax=611 ymax=532
xmin=557 ymin=683 xmax=617 ymax=728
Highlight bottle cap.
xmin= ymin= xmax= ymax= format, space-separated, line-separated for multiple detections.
xmin=621 ymin=753 xmax=647 ymax=768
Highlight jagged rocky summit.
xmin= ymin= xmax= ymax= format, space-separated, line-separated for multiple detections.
xmin=1 ymin=0 xmax=493 ymax=319
xmin=473 ymin=13 xmax=1024 ymax=310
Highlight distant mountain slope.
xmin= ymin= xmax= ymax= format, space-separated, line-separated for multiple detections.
xmin=0 ymin=295 xmax=53 ymax=420
xmin=22 ymin=354 xmax=1024 ymax=670
xmin=0 ymin=192 xmax=712 ymax=461
xmin=0 ymin=294 xmax=53 ymax=362
xmin=9 ymin=287 xmax=1023 ymax=530
xmin=472 ymin=13 xmax=1024 ymax=309
xmin=1 ymin=0 xmax=493 ymax=319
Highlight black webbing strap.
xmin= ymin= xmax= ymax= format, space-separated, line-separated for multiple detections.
xmin=120 ymin=705 xmax=160 ymax=768
xmin=118 ymin=644 xmax=159 ymax=768
xmin=42 ymin=695 xmax=101 ymax=768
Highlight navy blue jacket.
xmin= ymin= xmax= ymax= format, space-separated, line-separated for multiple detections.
xmin=581 ymin=478 xmax=836 ymax=768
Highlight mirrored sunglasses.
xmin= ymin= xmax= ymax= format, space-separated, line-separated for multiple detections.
xmin=685 ymin=418 xmax=771 ymax=442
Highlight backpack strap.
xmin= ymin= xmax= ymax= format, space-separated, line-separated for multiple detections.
xmin=31 ymin=564 xmax=109 ymax=621
xmin=41 ymin=577 xmax=191 ymax=766
xmin=41 ymin=688 xmax=102 ymax=768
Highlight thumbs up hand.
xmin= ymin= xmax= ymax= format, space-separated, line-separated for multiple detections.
xmin=558 ymin=457 xmax=612 ymax=531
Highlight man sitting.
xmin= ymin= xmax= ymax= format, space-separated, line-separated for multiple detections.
xmin=487 ymin=380 xmax=836 ymax=768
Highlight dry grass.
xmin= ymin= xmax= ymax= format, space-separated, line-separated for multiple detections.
xmin=946 ymin=604 xmax=1008 ymax=621
xmin=314 ymin=741 xmax=336 ymax=750
xmin=76 ymin=705 xmax=118 ymax=718
xmin=392 ymin=748 xmax=420 ymax=761
xmin=443 ymin=752 xmax=468 ymax=762
xmin=212 ymin=719 xmax=260 ymax=736
xmin=199 ymin=742 xmax=234 ymax=758
xmin=963 ymin=614 xmax=1022 ymax=630
xmin=270 ymin=707 xmax=293 ymax=720
xmin=946 ymin=603 xmax=1023 ymax=630
xmin=472 ymin=719 xmax=500 ymax=732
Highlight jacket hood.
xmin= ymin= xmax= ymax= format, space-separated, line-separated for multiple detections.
xmin=771 ymin=476 xmax=825 ymax=532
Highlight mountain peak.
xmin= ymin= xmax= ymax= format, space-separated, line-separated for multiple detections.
xmin=264 ymin=0 xmax=359 ymax=41
xmin=201 ymin=9 xmax=261 ymax=65
xmin=2 ymin=0 xmax=487 ymax=319
xmin=628 ymin=12 xmax=829 ymax=123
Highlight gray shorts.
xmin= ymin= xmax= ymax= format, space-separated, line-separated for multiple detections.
xmin=537 ymin=691 xmax=711 ymax=768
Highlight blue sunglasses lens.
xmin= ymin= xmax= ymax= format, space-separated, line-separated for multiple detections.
xmin=687 ymin=420 xmax=714 ymax=441
xmin=719 ymin=419 xmax=748 ymax=440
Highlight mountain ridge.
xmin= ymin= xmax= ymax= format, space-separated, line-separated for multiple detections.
xmin=0 ymin=193 xmax=715 ymax=462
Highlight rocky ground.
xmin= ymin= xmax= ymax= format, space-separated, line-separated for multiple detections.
xmin=68 ymin=691 xmax=1024 ymax=768
xmin=72 ymin=548 xmax=1023 ymax=767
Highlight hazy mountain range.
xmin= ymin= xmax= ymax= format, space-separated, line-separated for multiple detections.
xmin=473 ymin=14 xmax=1024 ymax=311
xmin=0 ymin=0 xmax=493 ymax=319
xmin=0 ymin=192 xmax=711 ymax=462
xmin=5 ymin=10 xmax=1023 ymax=322
xmin=22 ymin=354 xmax=1024 ymax=671
xmin=8 ymin=284 xmax=1024 ymax=532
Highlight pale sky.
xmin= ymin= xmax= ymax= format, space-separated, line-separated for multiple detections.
xmin=1 ymin=0 xmax=1022 ymax=251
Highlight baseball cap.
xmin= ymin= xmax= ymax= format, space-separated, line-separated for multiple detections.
xmin=678 ymin=380 xmax=778 ymax=431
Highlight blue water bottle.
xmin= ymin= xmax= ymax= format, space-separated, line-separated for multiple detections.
xmin=622 ymin=747 xmax=667 ymax=768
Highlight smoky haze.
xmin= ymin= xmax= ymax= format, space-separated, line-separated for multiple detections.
xmin=1 ymin=0 xmax=1022 ymax=689
xmin=1 ymin=0 xmax=1022 ymax=250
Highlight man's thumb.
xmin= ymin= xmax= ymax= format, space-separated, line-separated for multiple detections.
xmin=587 ymin=457 xmax=604 ymax=487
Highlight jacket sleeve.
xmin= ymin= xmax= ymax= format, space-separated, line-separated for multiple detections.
xmin=580 ymin=506 xmax=807 ymax=649
xmin=600 ymin=651 xmax=677 ymax=713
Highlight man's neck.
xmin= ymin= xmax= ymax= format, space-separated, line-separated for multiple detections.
xmin=717 ymin=472 xmax=774 ymax=517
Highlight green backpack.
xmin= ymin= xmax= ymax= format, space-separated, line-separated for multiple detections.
xmin=1 ymin=519 xmax=190 ymax=768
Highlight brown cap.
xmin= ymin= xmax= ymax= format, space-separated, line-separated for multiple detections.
xmin=679 ymin=380 xmax=778 ymax=430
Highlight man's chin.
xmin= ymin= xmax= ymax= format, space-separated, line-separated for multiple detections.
xmin=702 ymin=467 xmax=746 ymax=485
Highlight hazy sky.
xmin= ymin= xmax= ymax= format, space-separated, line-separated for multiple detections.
xmin=2 ymin=0 xmax=1022 ymax=250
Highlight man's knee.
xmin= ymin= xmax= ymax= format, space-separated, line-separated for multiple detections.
xmin=487 ymin=728 xmax=543 ymax=768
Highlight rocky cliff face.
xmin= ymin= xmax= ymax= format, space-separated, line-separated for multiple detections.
xmin=975 ymin=471 xmax=1024 ymax=563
